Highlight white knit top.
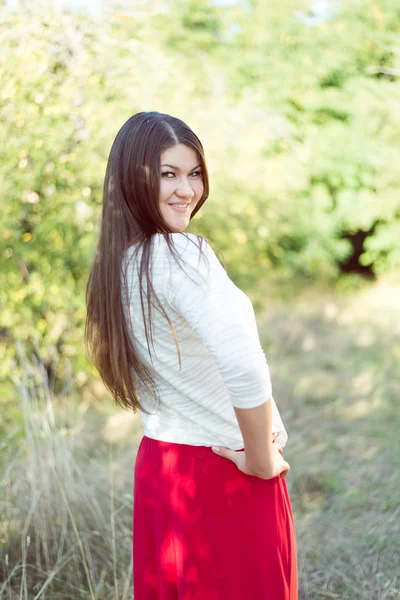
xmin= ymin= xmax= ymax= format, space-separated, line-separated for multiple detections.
xmin=121 ymin=232 xmax=288 ymax=450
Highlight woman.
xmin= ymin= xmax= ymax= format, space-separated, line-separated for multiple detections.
xmin=85 ymin=111 xmax=298 ymax=599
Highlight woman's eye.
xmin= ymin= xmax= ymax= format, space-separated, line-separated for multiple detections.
xmin=161 ymin=170 xmax=202 ymax=179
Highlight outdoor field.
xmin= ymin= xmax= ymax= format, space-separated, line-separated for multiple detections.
xmin=1 ymin=0 xmax=399 ymax=598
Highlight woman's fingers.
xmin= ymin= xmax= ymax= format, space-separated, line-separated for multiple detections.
xmin=212 ymin=446 xmax=233 ymax=458
xmin=212 ymin=445 xmax=290 ymax=480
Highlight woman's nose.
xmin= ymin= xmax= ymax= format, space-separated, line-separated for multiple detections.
xmin=175 ymin=177 xmax=194 ymax=199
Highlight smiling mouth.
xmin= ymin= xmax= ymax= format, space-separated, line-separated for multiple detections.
xmin=168 ymin=203 xmax=190 ymax=212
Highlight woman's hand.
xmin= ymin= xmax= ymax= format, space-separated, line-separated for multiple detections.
xmin=211 ymin=440 xmax=290 ymax=480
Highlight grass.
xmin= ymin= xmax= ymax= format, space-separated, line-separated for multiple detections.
xmin=1 ymin=274 xmax=399 ymax=599
xmin=259 ymin=273 xmax=400 ymax=600
xmin=0 ymin=339 xmax=135 ymax=599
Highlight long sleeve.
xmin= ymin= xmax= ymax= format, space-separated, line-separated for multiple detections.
xmin=163 ymin=233 xmax=273 ymax=409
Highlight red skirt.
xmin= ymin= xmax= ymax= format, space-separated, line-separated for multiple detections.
xmin=133 ymin=435 xmax=298 ymax=600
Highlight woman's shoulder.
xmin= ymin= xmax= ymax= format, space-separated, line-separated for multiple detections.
xmin=123 ymin=233 xmax=219 ymax=278
xmin=154 ymin=232 xmax=215 ymax=267
xmin=154 ymin=232 xmax=208 ymax=253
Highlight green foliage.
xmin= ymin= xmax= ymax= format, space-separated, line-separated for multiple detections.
xmin=1 ymin=0 xmax=400 ymax=389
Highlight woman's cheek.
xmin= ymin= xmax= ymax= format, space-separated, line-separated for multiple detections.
xmin=195 ymin=181 xmax=204 ymax=199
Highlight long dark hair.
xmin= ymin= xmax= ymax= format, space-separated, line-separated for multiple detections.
xmin=84 ymin=112 xmax=210 ymax=413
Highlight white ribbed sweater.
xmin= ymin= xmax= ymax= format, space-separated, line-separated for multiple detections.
xmin=121 ymin=232 xmax=288 ymax=450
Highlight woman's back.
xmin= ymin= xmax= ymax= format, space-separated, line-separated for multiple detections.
xmin=121 ymin=231 xmax=288 ymax=449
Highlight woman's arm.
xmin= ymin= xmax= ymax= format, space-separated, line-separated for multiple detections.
xmin=233 ymin=398 xmax=275 ymax=477
xmin=165 ymin=234 xmax=279 ymax=472
xmin=165 ymin=235 xmax=273 ymax=403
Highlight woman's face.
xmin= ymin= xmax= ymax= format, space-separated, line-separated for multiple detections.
xmin=159 ymin=144 xmax=204 ymax=232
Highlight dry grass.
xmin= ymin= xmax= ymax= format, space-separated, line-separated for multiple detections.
xmin=1 ymin=274 xmax=399 ymax=599
xmin=0 ymin=339 xmax=136 ymax=599
xmin=259 ymin=274 xmax=400 ymax=599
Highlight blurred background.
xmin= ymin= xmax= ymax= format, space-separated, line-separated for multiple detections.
xmin=1 ymin=0 xmax=399 ymax=598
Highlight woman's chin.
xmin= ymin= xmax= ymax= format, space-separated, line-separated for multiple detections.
xmin=168 ymin=217 xmax=190 ymax=233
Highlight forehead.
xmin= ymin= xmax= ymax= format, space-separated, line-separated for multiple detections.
xmin=160 ymin=144 xmax=199 ymax=166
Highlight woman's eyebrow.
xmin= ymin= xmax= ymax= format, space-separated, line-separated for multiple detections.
xmin=161 ymin=163 xmax=201 ymax=170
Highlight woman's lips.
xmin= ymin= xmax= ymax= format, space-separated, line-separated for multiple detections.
xmin=168 ymin=203 xmax=190 ymax=212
